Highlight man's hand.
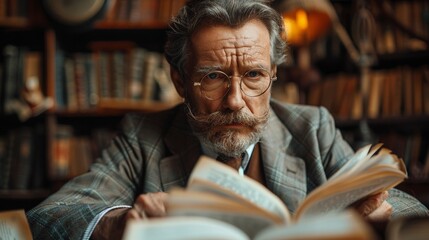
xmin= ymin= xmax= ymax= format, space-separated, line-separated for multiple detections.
xmin=352 ymin=191 xmax=392 ymax=221
xmin=91 ymin=192 xmax=168 ymax=240
xmin=127 ymin=192 xmax=169 ymax=220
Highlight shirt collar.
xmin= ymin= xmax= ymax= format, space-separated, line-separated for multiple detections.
xmin=201 ymin=142 xmax=256 ymax=172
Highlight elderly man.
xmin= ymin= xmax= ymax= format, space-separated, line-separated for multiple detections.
xmin=27 ymin=0 xmax=428 ymax=239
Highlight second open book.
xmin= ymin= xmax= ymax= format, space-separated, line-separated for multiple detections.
xmin=124 ymin=143 xmax=407 ymax=239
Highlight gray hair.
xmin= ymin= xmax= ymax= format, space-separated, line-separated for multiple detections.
xmin=164 ymin=0 xmax=287 ymax=79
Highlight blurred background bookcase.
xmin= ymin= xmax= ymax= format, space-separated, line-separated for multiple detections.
xmin=272 ymin=0 xmax=429 ymax=207
xmin=0 ymin=0 xmax=428 ymax=211
xmin=0 ymin=0 xmax=184 ymax=211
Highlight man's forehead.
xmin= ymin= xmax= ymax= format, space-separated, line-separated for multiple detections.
xmin=191 ymin=20 xmax=270 ymax=49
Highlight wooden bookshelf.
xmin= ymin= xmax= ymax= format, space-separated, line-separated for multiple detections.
xmin=272 ymin=0 xmax=429 ymax=206
xmin=0 ymin=0 xmax=186 ymax=209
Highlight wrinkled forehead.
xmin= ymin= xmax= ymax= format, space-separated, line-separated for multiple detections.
xmin=189 ymin=20 xmax=271 ymax=70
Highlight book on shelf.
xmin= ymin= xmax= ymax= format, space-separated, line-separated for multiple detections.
xmin=412 ymin=70 xmax=424 ymax=115
xmin=423 ymin=147 xmax=429 ymax=179
xmin=0 ymin=124 xmax=45 ymax=191
xmin=141 ymin=52 xmax=158 ymax=102
xmin=73 ymin=53 xmax=90 ymax=109
xmin=100 ymin=0 xmax=185 ymax=24
xmin=49 ymin=125 xmax=119 ymax=180
xmin=0 ymin=129 xmax=17 ymax=190
xmin=55 ymin=41 xmax=180 ymax=111
xmin=129 ymin=48 xmax=147 ymax=100
xmin=64 ymin=57 xmax=78 ymax=110
xmin=50 ymin=125 xmax=73 ymax=180
xmin=423 ymin=68 xmax=429 ymax=115
xmin=8 ymin=127 xmax=33 ymax=190
xmin=372 ymin=0 xmax=429 ymax=54
xmin=325 ymin=66 xmax=429 ymax=120
xmin=2 ymin=45 xmax=21 ymax=115
xmin=378 ymin=132 xmax=429 ymax=181
xmin=149 ymin=143 xmax=407 ymax=239
xmin=337 ymin=75 xmax=358 ymax=120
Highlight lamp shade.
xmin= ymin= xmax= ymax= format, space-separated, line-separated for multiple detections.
xmin=278 ymin=0 xmax=337 ymax=46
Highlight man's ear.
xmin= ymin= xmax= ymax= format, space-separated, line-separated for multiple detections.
xmin=272 ymin=65 xmax=277 ymax=77
xmin=170 ymin=67 xmax=185 ymax=98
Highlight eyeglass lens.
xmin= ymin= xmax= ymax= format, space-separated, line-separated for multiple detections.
xmin=200 ymin=69 xmax=272 ymax=100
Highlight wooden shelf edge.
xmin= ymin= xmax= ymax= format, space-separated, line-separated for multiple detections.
xmin=0 ymin=189 xmax=51 ymax=199
xmin=335 ymin=115 xmax=429 ymax=129
xmin=93 ymin=21 xmax=169 ymax=29
xmin=47 ymin=99 xmax=182 ymax=117
xmin=0 ymin=18 xmax=29 ymax=28
xmin=97 ymin=98 xmax=181 ymax=112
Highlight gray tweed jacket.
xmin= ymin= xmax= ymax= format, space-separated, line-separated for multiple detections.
xmin=27 ymin=100 xmax=429 ymax=239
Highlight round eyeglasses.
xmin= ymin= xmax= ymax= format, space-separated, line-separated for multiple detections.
xmin=193 ymin=68 xmax=277 ymax=101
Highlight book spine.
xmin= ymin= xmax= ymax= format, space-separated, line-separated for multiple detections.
xmin=64 ymin=57 xmax=78 ymax=110
xmin=9 ymin=127 xmax=33 ymax=189
xmin=129 ymin=48 xmax=146 ymax=100
xmin=55 ymin=49 xmax=66 ymax=109
xmin=50 ymin=125 xmax=73 ymax=180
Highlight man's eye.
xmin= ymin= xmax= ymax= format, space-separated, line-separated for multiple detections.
xmin=246 ymin=70 xmax=261 ymax=78
xmin=207 ymin=72 xmax=220 ymax=80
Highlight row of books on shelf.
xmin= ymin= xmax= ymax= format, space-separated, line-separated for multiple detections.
xmin=0 ymin=45 xmax=53 ymax=120
xmin=55 ymin=44 xmax=181 ymax=111
xmin=312 ymin=0 xmax=428 ymax=63
xmin=0 ymin=124 xmax=46 ymax=190
xmin=49 ymin=125 xmax=117 ymax=180
xmin=0 ymin=0 xmax=27 ymax=20
xmin=340 ymin=131 xmax=429 ymax=181
xmin=102 ymin=0 xmax=185 ymax=24
xmin=380 ymin=132 xmax=429 ymax=181
xmin=304 ymin=65 xmax=429 ymax=120
xmin=372 ymin=0 xmax=429 ymax=54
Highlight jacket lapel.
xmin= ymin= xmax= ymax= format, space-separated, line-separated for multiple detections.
xmin=160 ymin=107 xmax=202 ymax=191
xmin=260 ymin=110 xmax=307 ymax=214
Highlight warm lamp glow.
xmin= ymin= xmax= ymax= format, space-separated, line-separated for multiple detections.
xmin=296 ymin=9 xmax=308 ymax=30
xmin=282 ymin=8 xmax=332 ymax=46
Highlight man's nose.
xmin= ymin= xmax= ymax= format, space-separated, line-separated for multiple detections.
xmin=222 ymin=77 xmax=246 ymax=111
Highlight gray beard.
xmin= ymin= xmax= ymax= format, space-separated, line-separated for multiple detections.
xmin=185 ymin=104 xmax=269 ymax=158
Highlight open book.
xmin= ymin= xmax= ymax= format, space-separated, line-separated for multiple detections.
xmin=0 ymin=210 xmax=33 ymax=240
xmin=162 ymin=143 xmax=406 ymax=239
xmin=123 ymin=210 xmax=376 ymax=240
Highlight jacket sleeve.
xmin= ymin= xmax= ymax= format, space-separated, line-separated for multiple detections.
xmin=315 ymin=106 xmax=429 ymax=218
xmin=278 ymin=102 xmax=429 ymax=218
xmin=26 ymin=114 xmax=147 ymax=240
xmin=312 ymin=105 xmax=429 ymax=218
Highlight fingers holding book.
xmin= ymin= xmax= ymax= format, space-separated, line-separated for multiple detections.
xmin=128 ymin=192 xmax=169 ymax=220
xmin=352 ymin=191 xmax=392 ymax=221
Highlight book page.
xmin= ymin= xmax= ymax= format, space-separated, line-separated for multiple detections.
xmin=188 ymin=156 xmax=290 ymax=222
xmin=168 ymin=207 xmax=276 ymax=238
xmin=0 ymin=210 xmax=33 ymax=240
xmin=329 ymin=144 xmax=381 ymax=180
xmin=167 ymin=187 xmax=283 ymax=223
xmin=296 ymin=174 xmax=404 ymax=220
xmin=295 ymin=145 xmax=406 ymax=221
xmin=122 ymin=216 xmax=249 ymax=240
xmin=255 ymin=210 xmax=376 ymax=240
xmin=167 ymin=188 xmax=282 ymax=238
